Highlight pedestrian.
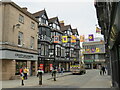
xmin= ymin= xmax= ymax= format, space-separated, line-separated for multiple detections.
xmin=101 ymin=66 xmax=106 ymax=75
xmin=58 ymin=67 xmax=61 ymax=73
xmin=20 ymin=67 xmax=23 ymax=75
xmin=51 ymin=67 xmax=57 ymax=78
xmin=51 ymin=67 xmax=54 ymax=77
xmin=23 ymin=67 xmax=28 ymax=80
xmin=37 ymin=67 xmax=44 ymax=77
xmin=20 ymin=70 xmax=24 ymax=86
xmin=99 ymin=65 xmax=102 ymax=75
xmin=27 ymin=67 xmax=29 ymax=77
xmin=61 ymin=67 xmax=64 ymax=75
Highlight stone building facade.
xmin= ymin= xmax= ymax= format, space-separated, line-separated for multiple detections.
xmin=0 ymin=2 xmax=38 ymax=80
xmin=82 ymin=38 xmax=105 ymax=69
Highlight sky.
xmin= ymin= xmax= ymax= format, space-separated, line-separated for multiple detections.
xmin=13 ymin=0 xmax=103 ymax=39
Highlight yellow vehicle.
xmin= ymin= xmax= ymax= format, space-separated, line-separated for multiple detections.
xmin=70 ymin=62 xmax=86 ymax=75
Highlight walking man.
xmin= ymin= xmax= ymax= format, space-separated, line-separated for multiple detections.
xmin=61 ymin=67 xmax=64 ymax=75
xmin=101 ymin=66 xmax=106 ymax=75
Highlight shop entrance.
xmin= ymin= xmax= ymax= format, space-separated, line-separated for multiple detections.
xmin=31 ymin=61 xmax=35 ymax=76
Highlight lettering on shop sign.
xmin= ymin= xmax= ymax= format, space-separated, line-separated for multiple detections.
xmin=15 ymin=53 xmax=34 ymax=59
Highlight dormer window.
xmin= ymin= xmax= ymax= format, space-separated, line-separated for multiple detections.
xmin=57 ymin=26 xmax=60 ymax=30
xmin=52 ymin=23 xmax=60 ymax=30
xmin=39 ymin=14 xmax=48 ymax=25
xmin=67 ymin=30 xmax=70 ymax=35
xmin=53 ymin=23 xmax=57 ymax=29
xmin=49 ymin=24 xmax=52 ymax=27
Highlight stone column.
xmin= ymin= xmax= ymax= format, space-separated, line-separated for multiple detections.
xmin=0 ymin=60 xmax=2 ymax=81
xmin=27 ymin=61 xmax=31 ymax=76
xmin=35 ymin=61 xmax=38 ymax=75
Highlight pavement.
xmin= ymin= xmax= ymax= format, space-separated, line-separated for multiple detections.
xmin=1 ymin=72 xmax=71 ymax=88
xmin=1 ymin=70 xmax=112 ymax=88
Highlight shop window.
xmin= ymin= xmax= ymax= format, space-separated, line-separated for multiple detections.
xmin=16 ymin=61 xmax=27 ymax=75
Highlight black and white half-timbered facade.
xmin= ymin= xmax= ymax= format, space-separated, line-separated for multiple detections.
xmin=49 ymin=17 xmax=66 ymax=70
xmin=33 ymin=10 xmax=52 ymax=72
xmin=33 ymin=10 xmax=81 ymax=72
xmin=72 ymin=29 xmax=80 ymax=64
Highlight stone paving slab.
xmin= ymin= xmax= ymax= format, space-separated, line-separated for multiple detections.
xmin=1 ymin=72 xmax=71 ymax=88
xmin=1 ymin=70 xmax=112 ymax=88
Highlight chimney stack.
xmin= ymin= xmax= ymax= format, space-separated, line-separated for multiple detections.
xmin=22 ymin=7 xmax=27 ymax=12
xmin=60 ymin=20 xmax=64 ymax=27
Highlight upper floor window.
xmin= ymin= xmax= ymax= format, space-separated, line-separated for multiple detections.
xmin=31 ymin=22 xmax=35 ymax=29
xmin=19 ymin=14 xmax=24 ymax=24
xmin=45 ymin=45 xmax=49 ymax=56
xmin=49 ymin=24 xmax=52 ymax=27
xmin=30 ymin=36 xmax=34 ymax=49
xmin=57 ymin=26 xmax=60 ymax=30
xmin=67 ymin=30 xmax=70 ymax=35
xmin=18 ymin=32 xmax=23 ymax=46
xmin=53 ymin=23 xmax=57 ymax=29
xmin=41 ymin=18 xmax=47 ymax=24
xmin=57 ymin=47 xmax=61 ymax=56
xmin=39 ymin=15 xmax=48 ymax=25
xmin=41 ymin=44 xmax=44 ymax=55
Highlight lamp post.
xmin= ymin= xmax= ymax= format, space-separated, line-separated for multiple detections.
xmin=38 ymin=33 xmax=43 ymax=85
xmin=13 ymin=24 xmax=20 ymax=30
xmin=53 ymin=43 xmax=56 ymax=81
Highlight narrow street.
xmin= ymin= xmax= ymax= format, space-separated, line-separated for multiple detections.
xmin=2 ymin=70 xmax=111 ymax=88
xmin=28 ymin=70 xmax=111 ymax=88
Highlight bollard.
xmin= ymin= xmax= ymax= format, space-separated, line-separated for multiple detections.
xmin=53 ymin=71 xmax=56 ymax=81
xmin=21 ymin=73 xmax=24 ymax=86
xmin=38 ymin=72 xmax=42 ymax=85
xmin=22 ymin=79 xmax=24 ymax=86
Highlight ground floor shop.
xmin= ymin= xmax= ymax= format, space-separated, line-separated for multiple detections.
xmin=84 ymin=59 xmax=106 ymax=69
xmin=55 ymin=61 xmax=71 ymax=72
xmin=0 ymin=49 xmax=38 ymax=80
xmin=38 ymin=57 xmax=71 ymax=73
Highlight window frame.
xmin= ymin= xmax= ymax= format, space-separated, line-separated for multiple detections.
xmin=19 ymin=14 xmax=24 ymax=24
xmin=18 ymin=31 xmax=23 ymax=46
xmin=31 ymin=21 xmax=35 ymax=30
xmin=30 ymin=36 xmax=34 ymax=49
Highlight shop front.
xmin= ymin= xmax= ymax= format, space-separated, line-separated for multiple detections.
xmin=0 ymin=49 xmax=38 ymax=80
xmin=84 ymin=60 xmax=94 ymax=69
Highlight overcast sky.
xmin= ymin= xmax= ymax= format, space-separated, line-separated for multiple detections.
xmin=13 ymin=0 xmax=103 ymax=39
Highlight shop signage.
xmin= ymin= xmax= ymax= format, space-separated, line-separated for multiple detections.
xmin=84 ymin=60 xmax=94 ymax=63
xmin=50 ymin=64 xmax=53 ymax=71
xmin=40 ymin=64 xmax=44 ymax=70
xmin=1 ymin=50 xmax=38 ymax=60
xmin=15 ymin=53 xmax=34 ymax=59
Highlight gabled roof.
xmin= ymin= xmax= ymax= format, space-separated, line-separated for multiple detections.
xmin=72 ymin=29 xmax=79 ymax=35
xmin=49 ymin=17 xmax=57 ymax=23
xmin=49 ymin=17 xmax=61 ymax=26
xmin=60 ymin=25 xmax=72 ymax=32
xmin=33 ymin=9 xmax=48 ymax=20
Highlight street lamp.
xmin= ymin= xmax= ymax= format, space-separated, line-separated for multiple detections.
xmin=50 ymin=36 xmax=57 ymax=81
xmin=13 ymin=24 xmax=20 ymax=30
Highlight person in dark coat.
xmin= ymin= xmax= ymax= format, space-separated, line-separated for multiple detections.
xmin=101 ymin=66 xmax=106 ymax=75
